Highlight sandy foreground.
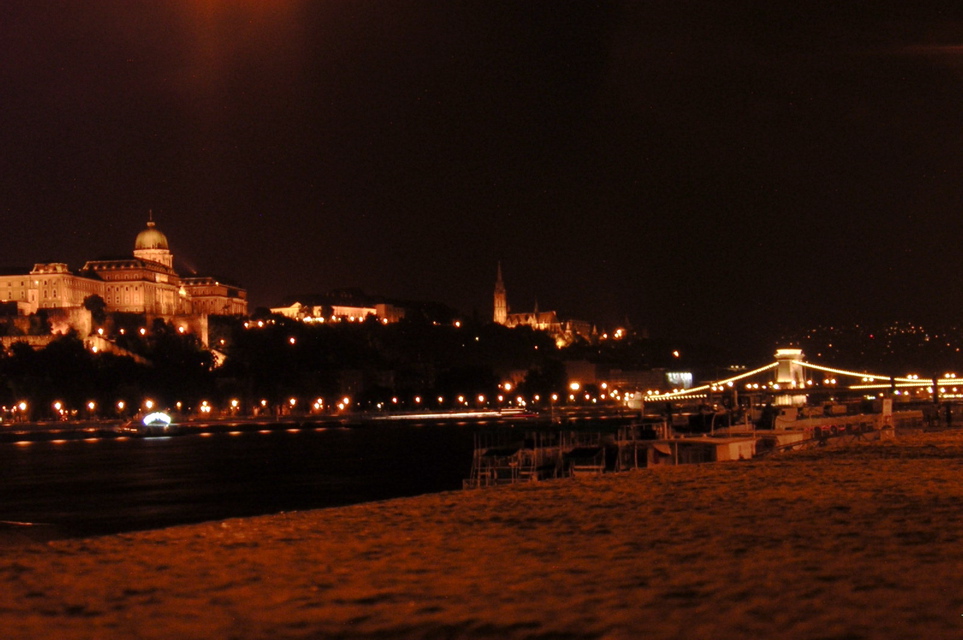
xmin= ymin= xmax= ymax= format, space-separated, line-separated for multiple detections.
xmin=3 ymin=432 xmax=963 ymax=639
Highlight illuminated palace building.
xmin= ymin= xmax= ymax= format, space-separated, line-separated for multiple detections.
xmin=493 ymin=264 xmax=594 ymax=347
xmin=0 ymin=216 xmax=247 ymax=331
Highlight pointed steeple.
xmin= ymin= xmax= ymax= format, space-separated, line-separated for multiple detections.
xmin=493 ymin=262 xmax=508 ymax=325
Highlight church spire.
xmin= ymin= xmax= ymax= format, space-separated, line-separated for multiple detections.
xmin=493 ymin=262 xmax=508 ymax=325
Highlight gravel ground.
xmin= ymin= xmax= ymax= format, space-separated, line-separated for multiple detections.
xmin=3 ymin=431 xmax=963 ymax=639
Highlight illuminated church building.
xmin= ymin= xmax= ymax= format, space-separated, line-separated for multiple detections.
xmin=0 ymin=216 xmax=247 ymax=325
xmin=493 ymin=264 xmax=594 ymax=347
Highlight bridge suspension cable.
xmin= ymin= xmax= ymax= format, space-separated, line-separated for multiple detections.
xmin=646 ymin=356 xmax=959 ymax=401
xmin=792 ymin=360 xmax=891 ymax=382
xmin=795 ymin=360 xmax=953 ymax=385
xmin=652 ymin=362 xmax=777 ymax=400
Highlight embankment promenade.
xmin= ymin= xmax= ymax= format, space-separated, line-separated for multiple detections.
xmin=3 ymin=431 xmax=963 ymax=639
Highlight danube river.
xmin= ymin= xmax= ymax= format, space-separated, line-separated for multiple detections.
xmin=0 ymin=410 xmax=633 ymax=539
xmin=0 ymin=421 xmax=483 ymax=538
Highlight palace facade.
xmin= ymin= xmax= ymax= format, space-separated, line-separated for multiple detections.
xmin=0 ymin=217 xmax=247 ymax=324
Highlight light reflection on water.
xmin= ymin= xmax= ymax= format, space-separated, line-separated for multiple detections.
xmin=0 ymin=422 xmax=478 ymax=538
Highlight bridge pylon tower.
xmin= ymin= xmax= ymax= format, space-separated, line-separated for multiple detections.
xmin=774 ymin=348 xmax=808 ymax=406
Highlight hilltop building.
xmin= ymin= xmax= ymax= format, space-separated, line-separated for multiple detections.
xmin=492 ymin=263 xmax=594 ymax=347
xmin=271 ymin=290 xmax=406 ymax=324
xmin=0 ymin=216 xmax=247 ymax=334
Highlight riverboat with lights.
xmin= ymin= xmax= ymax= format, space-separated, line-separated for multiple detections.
xmin=117 ymin=411 xmax=179 ymax=436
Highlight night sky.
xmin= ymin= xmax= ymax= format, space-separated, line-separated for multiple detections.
xmin=4 ymin=2 xmax=963 ymax=355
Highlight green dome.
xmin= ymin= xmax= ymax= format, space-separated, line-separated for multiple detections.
xmin=135 ymin=221 xmax=169 ymax=251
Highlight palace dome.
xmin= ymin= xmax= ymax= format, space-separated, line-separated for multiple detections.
xmin=135 ymin=220 xmax=169 ymax=251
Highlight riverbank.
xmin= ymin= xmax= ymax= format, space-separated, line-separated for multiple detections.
xmin=4 ymin=431 xmax=963 ymax=639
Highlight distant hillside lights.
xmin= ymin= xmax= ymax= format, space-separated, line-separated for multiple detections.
xmin=1 ymin=377 xmax=641 ymax=422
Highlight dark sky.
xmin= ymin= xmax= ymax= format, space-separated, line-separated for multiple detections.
xmin=3 ymin=2 xmax=963 ymax=354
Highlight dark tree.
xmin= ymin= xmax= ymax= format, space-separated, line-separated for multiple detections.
xmin=83 ymin=294 xmax=107 ymax=326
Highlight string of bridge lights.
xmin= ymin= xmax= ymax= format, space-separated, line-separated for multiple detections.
xmin=650 ymin=358 xmax=962 ymax=401
xmin=796 ymin=361 xmax=961 ymax=389
xmin=649 ymin=362 xmax=777 ymax=401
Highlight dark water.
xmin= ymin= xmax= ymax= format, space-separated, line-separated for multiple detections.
xmin=0 ymin=423 xmax=478 ymax=538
